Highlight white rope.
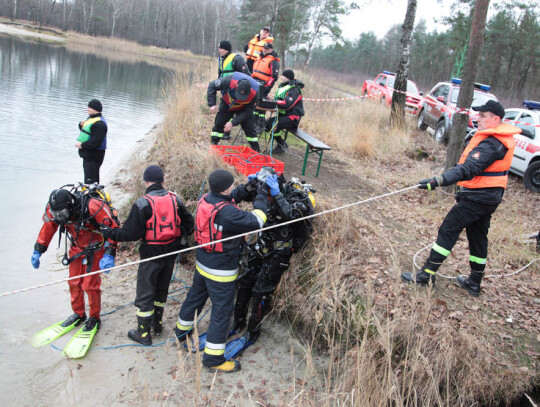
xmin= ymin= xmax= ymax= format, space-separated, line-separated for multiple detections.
xmin=413 ymin=243 xmax=539 ymax=279
xmin=0 ymin=184 xmax=421 ymax=298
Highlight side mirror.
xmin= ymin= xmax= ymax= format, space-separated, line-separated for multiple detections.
xmin=436 ymin=95 xmax=446 ymax=103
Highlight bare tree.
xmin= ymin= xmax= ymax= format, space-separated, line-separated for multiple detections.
xmin=390 ymin=0 xmax=416 ymax=128
xmin=445 ymin=0 xmax=491 ymax=171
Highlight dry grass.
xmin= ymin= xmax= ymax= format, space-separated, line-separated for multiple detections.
xmin=120 ymin=59 xmax=539 ymax=406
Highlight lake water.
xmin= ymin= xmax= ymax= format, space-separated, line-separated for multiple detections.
xmin=0 ymin=35 xmax=171 ymax=404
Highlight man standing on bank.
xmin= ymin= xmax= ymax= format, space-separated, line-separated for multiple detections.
xmin=76 ymin=99 xmax=107 ymax=185
xmin=217 ymin=40 xmax=250 ymax=78
xmin=101 ymin=165 xmax=194 ymax=345
xmin=207 ymin=72 xmax=261 ymax=152
xmin=401 ymin=100 xmax=521 ymax=296
xmin=175 ymin=169 xmax=269 ymax=373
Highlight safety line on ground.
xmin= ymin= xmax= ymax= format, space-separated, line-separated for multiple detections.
xmin=0 ymin=184 xmax=420 ymax=298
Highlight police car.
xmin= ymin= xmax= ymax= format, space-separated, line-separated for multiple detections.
xmin=417 ymin=78 xmax=498 ymax=144
xmin=504 ymin=100 xmax=540 ymax=192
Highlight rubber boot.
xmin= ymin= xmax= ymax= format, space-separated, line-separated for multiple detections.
xmin=83 ymin=317 xmax=100 ymax=332
xmin=61 ymin=313 xmax=86 ymax=328
xmin=456 ymin=270 xmax=484 ymax=297
xmin=246 ymin=293 xmax=270 ymax=342
xmin=249 ymin=141 xmax=260 ymax=153
xmin=211 ymin=138 xmax=219 ymax=145
xmin=401 ymin=269 xmax=436 ymax=286
xmin=205 ymin=360 xmax=241 ymax=373
xmin=128 ymin=316 xmax=152 ymax=346
xmin=153 ymin=307 xmax=164 ymax=335
xmin=274 ymin=136 xmax=286 ymax=154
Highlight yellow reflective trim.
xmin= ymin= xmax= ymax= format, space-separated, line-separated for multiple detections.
xmin=424 ymin=268 xmax=436 ymax=275
xmin=469 ymin=255 xmax=487 ymax=265
xmin=196 ymin=265 xmax=237 ymax=282
xmin=136 ymin=309 xmax=155 ymax=317
xmin=154 ymin=301 xmax=166 ymax=308
xmin=204 ymin=347 xmax=225 ymax=356
xmin=432 ymin=243 xmax=451 ymax=257
xmin=253 ymin=208 xmax=267 ymax=223
xmin=176 ymin=321 xmax=193 ymax=331
xmin=245 ymin=136 xmax=259 ymax=142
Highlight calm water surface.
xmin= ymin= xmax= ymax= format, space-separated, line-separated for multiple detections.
xmin=0 ymin=35 xmax=172 ymax=404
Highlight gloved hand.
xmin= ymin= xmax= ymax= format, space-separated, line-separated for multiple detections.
xmin=418 ymin=175 xmax=444 ymax=191
xmin=266 ymin=174 xmax=280 ymax=196
xmin=31 ymin=250 xmax=42 ymax=269
xmin=100 ymin=224 xmax=111 ymax=239
xmin=99 ymin=254 xmax=115 ymax=273
xmin=248 ymin=173 xmax=259 ymax=181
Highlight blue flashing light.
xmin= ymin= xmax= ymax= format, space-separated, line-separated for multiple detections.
xmin=383 ymin=70 xmax=396 ymax=76
xmin=451 ymin=78 xmax=462 ymax=84
xmin=475 ymin=82 xmax=491 ymax=92
xmin=523 ymin=100 xmax=540 ymax=110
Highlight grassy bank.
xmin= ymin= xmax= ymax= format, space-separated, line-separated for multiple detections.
xmin=124 ymin=56 xmax=539 ymax=406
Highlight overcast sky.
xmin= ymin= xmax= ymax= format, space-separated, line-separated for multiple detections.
xmin=341 ymin=0 xmax=453 ymax=40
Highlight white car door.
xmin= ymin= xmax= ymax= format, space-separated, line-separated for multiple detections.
xmin=511 ymin=110 xmax=539 ymax=175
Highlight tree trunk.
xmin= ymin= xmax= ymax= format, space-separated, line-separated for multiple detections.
xmin=445 ymin=0 xmax=490 ymax=173
xmin=390 ymin=0 xmax=417 ymax=128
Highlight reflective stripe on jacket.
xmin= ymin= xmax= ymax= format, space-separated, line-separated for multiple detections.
xmin=458 ymin=123 xmax=519 ymax=189
xmin=78 ymin=117 xmax=102 ymax=143
xmin=246 ymin=35 xmax=274 ymax=61
xmin=218 ymin=52 xmax=237 ymax=77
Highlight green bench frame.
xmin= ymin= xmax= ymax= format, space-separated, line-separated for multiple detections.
xmin=286 ymin=129 xmax=331 ymax=177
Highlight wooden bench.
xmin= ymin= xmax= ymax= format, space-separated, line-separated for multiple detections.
xmin=287 ymin=128 xmax=331 ymax=177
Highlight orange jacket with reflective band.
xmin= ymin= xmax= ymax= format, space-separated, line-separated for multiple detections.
xmin=458 ymin=123 xmax=519 ymax=189
xmin=252 ymin=54 xmax=280 ymax=82
xmin=246 ymin=35 xmax=274 ymax=61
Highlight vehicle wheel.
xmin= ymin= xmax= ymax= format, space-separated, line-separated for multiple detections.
xmin=435 ymin=121 xmax=448 ymax=145
xmin=362 ymin=90 xmax=368 ymax=101
xmin=523 ymin=161 xmax=540 ymax=193
xmin=417 ymin=110 xmax=428 ymax=131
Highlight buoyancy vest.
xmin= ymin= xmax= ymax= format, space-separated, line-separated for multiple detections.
xmin=143 ymin=192 xmax=182 ymax=244
xmin=77 ymin=115 xmax=107 ymax=150
xmin=222 ymin=72 xmax=259 ymax=111
xmin=194 ymin=194 xmax=240 ymax=252
xmin=275 ymin=83 xmax=303 ymax=115
xmin=252 ymin=54 xmax=279 ymax=82
xmin=246 ymin=35 xmax=274 ymax=61
xmin=458 ymin=123 xmax=520 ymax=189
xmin=219 ymin=52 xmax=237 ymax=77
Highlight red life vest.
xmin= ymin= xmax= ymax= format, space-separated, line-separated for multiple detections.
xmin=143 ymin=192 xmax=182 ymax=245
xmin=222 ymin=75 xmax=258 ymax=111
xmin=194 ymin=194 xmax=238 ymax=252
xmin=458 ymin=123 xmax=519 ymax=189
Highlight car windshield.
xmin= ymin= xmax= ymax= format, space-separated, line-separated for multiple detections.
xmin=387 ymin=77 xmax=420 ymax=94
xmin=450 ymin=88 xmax=497 ymax=105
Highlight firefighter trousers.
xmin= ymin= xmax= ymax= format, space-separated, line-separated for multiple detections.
xmin=134 ymin=256 xmax=176 ymax=315
xmin=424 ymin=198 xmax=498 ymax=274
xmin=211 ymin=100 xmax=259 ymax=151
xmin=178 ymin=269 xmax=236 ymax=367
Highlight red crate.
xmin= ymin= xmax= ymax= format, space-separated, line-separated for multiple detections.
xmin=209 ymin=145 xmax=258 ymax=157
xmin=231 ymin=153 xmax=285 ymax=176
